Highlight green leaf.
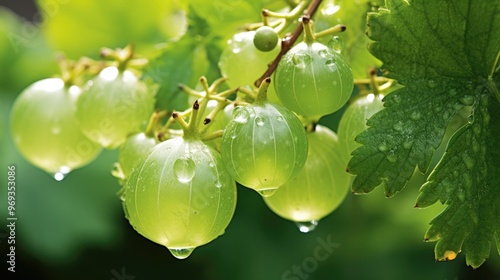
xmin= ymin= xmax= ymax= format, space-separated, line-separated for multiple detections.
xmin=347 ymin=0 xmax=500 ymax=267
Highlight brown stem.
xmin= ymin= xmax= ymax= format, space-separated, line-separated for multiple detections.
xmin=254 ymin=0 xmax=323 ymax=87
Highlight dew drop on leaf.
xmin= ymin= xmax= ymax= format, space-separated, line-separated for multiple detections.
xmin=427 ymin=79 xmax=437 ymax=88
xmin=461 ymin=154 xmax=475 ymax=170
xmin=295 ymin=220 xmax=319 ymax=233
xmin=393 ymin=121 xmax=403 ymax=132
xmin=169 ymin=247 xmax=195 ymax=259
xmin=173 ymin=157 xmax=196 ymax=183
xmin=459 ymin=95 xmax=475 ymax=106
xmin=378 ymin=143 xmax=388 ymax=152
xmin=410 ymin=111 xmax=421 ymax=120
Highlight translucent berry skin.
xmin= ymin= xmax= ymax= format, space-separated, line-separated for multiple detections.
xmin=76 ymin=66 xmax=155 ymax=149
xmin=221 ymin=102 xmax=308 ymax=196
xmin=263 ymin=125 xmax=350 ymax=222
xmin=124 ymin=137 xmax=236 ymax=257
xmin=274 ymin=41 xmax=354 ymax=118
xmin=118 ymin=132 xmax=157 ymax=178
xmin=10 ymin=78 xmax=101 ymax=175
xmin=337 ymin=93 xmax=384 ymax=162
xmin=253 ymin=26 xmax=279 ymax=52
xmin=219 ymin=31 xmax=280 ymax=89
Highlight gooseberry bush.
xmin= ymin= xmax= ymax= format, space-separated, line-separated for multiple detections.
xmin=9 ymin=0 xmax=499 ymax=268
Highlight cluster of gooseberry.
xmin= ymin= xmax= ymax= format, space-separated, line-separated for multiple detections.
xmin=9 ymin=0 xmax=393 ymax=259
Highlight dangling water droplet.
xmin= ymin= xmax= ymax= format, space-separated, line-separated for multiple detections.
xmin=173 ymin=157 xmax=196 ymax=183
xmin=276 ymin=116 xmax=284 ymax=122
xmin=214 ymin=180 xmax=222 ymax=188
xmin=296 ymin=220 xmax=319 ymax=233
xmin=169 ymin=247 xmax=195 ymax=259
xmin=53 ymin=166 xmax=70 ymax=181
xmin=327 ymin=36 xmax=344 ymax=53
xmin=257 ymin=188 xmax=277 ymax=197
xmin=255 ymin=116 xmax=265 ymax=126
xmin=378 ymin=143 xmax=388 ymax=152
xmin=427 ymin=80 xmax=437 ymax=88
xmin=459 ymin=95 xmax=474 ymax=106
xmin=448 ymin=89 xmax=457 ymax=96
xmin=209 ymin=161 xmax=216 ymax=168
xmin=318 ymin=49 xmax=328 ymax=58
xmin=292 ymin=53 xmax=312 ymax=68
xmin=233 ymin=107 xmax=249 ymax=124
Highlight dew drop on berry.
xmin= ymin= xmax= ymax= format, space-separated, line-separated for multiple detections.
xmin=233 ymin=106 xmax=249 ymax=124
xmin=255 ymin=116 xmax=265 ymax=126
xmin=296 ymin=220 xmax=319 ymax=233
xmin=258 ymin=188 xmax=277 ymax=197
xmin=173 ymin=157 xmax=196 ymax=183
xmin=169 ymin=247 xmax=195 ymax=259
xmin=292 ymin=53 xmax=312 ymax=68
xmin=327 ymin=36 xmax=344 ymax=53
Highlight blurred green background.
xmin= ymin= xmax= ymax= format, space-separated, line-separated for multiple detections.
xmin=1 ymin=1 xmax=499 ymax=279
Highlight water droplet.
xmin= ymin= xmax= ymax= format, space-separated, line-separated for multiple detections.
xmin=111 ymin=162 xmax=125 ymax=180
xmin=465 ymin=81 xmax=474 ymax=90
xmin=457 ymin=189 xmax=465 ymax=201
xmin=214 ymin=180 xmax=222 ymax=188
xmin=233 ymin=107 xmax=249 ymax=124
xmin=427 ymin=80 xmax=437 ymax=88
xmin=292 ymin=53 xmax=312 ymax=68
xmin=257 ymin=188 xmax=277 ymax=197
xmin=173 ymin=157 xmax=196 ymax=183
xmin=462 ymin=154 xmax=475 ymax=170
xmin=378 ymin=143 xmax=388 ymax=152
xmin=53 ymin=166 xmax=70 ymax=181
xmin=386 ymin=151 xmax=398 ymax=163
xmin=403 ymin=139 xmax=413 ymax=150
xmin=392 ymin=94 xmax=402 ymax=104
xmin=276 ymin=116 xmax=283 ymax=122
xmin=255 ymin=116 xmax=265 ymax=126
xmin=434 ymin=106 xmax=443 ymax=113
xmin=410 ymin=111 xmax=421 ymax=120
xmin=448 ymin=89 xmax=457 ymax=96
xmin=318 ymin=49 xmax=329 ymax=58
xmin=459 ymin=95 xmax=474 ymax=106
xmin=325 ymin=59 xmax=336 ymax=69
xmin=393 ymin=122 xmax=403 ymax=132
xmin=209 ymin=161 xmax=216 ymax=168
xmin=467 ymin=114 xmax=474 ymax=124
xmin=169 ymin=247 xmax=195 ymax=259
xmin=296 ymin=220 xmax=319 ymax=233
xmin=327 ymin=36 xmax=344 ymax=53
